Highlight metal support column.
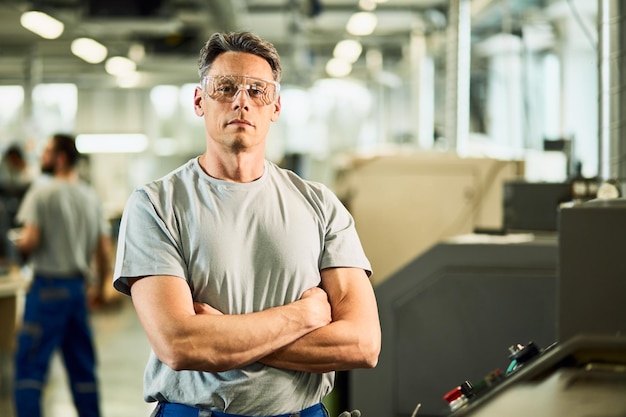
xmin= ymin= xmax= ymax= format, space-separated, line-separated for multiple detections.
xmin=445 ymin=0 xmax=471 ymax=154
xmin=598 ymin=0 xmax=626 ymax=192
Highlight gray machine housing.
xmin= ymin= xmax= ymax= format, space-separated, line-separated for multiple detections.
xmin=349 ymin=235 xmax=558 ymax=417
xmin=558 ymin=199 xmax=626 ymax=341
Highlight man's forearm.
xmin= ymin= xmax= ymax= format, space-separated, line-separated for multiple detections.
xmin=259 ymin=267 xmax=381 ymax=373
xmin=259 ymin=318 xmax=380 ymax=373
xmin=131 ymin=277 xmax=332 ymax=373
xmin=150 ymin=299 xmax=328 ymax=372
xmin=93 ymin=235 xmax=113 ymax=299
xmin=15 ymin=224 xmax=39 ymax=256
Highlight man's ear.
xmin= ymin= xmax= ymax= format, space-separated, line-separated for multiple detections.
xmin=56 ymin=152 xmax=68 ymax=171
xmin=270 ymin=96 xmax=281 ymax=122
xmin=193 ymin=87 xmax=204 ymax=117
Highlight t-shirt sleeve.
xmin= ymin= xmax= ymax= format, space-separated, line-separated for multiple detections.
xmin=319 ymin=186 xmax=372 ymax=277
xmin=113 ymin=188 xmax=187 ymax=295
xmin=15 ymin=186 xmax=40 ymax=226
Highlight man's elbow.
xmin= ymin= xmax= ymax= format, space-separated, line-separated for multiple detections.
xmin=354 ymin=334 xmax=380 ymax=369
xmin=363 ymin=352 xmax=379 ymax=369
xmin=155 ymin=342 xmax=235 ymax=373
xmin=361 ymin=339 xmax=381 ymax=368
xmin=149 ymin=335 xmax=197 ymax=371
xmin=16 ymin=240 xmax=35 ymax=257
xmin=159 ymin=350 xmax=192 ymax=372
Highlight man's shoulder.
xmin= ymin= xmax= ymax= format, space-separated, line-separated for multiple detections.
xmin=129 ymin=159 xmax=198 ymax=206
xmin=268 ymin=161 xmax=326 ymax=190
xmin=267 ymin=161 xmax=337 ymax=207
xmin=142 ymin=158 xmax=197 ymax=190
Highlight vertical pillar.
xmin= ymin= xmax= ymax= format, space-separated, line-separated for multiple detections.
xmin=550 ymin=0 xmax=597 ymax=178
xmin=410 ymin=30 xmax=435 ymax=149
xmin=23 ymin=47 xmax=42 ymax=141
xmin=598 ymin=0 xmax=626 ymax=191
xmin=445 ymin=0 xmax=471 ymax=154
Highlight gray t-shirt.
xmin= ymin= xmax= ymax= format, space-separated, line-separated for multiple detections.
xmin=113 ymin=158 xmax=371 ymax=414
xmin=17 ymin=177 xmax=109 ymax=278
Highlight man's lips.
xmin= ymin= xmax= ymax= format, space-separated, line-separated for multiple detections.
xmin=228 ymin=119 xmax=253 ymax=127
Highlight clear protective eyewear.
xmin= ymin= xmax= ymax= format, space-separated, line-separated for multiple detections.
xmin=201 ymin=74 xmax=280 ymax=106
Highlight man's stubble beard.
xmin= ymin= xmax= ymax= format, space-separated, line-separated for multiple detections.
xmin=40 ymin=163 xmax=54 ymax=175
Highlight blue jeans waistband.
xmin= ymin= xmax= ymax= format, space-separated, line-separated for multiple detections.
xmin=154 ymin=402 xmax=327 ymax=417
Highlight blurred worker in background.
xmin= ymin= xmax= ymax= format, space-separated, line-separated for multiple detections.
xmin=113 ymin=31 xmax=381 ymax=417
xmin=0 ymin=143 xmax=34 ymax=263
xmin=0 ymin=144 xmax=35 ymax=188
xmin=13 ymin=133 xmax=112 ymax=417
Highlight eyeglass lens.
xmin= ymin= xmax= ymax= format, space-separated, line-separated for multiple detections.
xmin=204 ymin=75 xmax=278 ymax=106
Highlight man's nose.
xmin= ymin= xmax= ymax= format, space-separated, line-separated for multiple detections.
xmin=232 ymin=86 xmax=250 ymax=108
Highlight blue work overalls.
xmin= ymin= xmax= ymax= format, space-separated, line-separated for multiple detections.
xmin=13 ymin=274 xmax=100 ymax=417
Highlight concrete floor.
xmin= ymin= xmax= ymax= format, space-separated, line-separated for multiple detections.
xmin=43 ymin=297 xmax=155 ymax=417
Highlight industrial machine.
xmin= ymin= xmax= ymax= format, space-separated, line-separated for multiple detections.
xmin=348 ymin=198 xmax=626 ymax=417
xmin=442 ymin=335 xmax=626 ymax=416
xmin=349 ymin=233 xmax=558 ymax=417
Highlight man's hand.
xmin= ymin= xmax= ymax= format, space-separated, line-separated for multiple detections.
xmin=299 ymin=286 xmax=332 ymax=329
xmin=88 ymin=287 xmax=106 ymax=310
xmin=193 ymin=302 xmax=223 ymax=315
xmin=193 ymin=286 xmax=331 ymax=329
xmin=259 ymin=268 xmax=381 ymax=373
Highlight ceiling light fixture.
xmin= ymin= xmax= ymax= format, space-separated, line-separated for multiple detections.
xmin=116 ymin=72 xmax=141 ymax=88
xmin=128 ymin=42 xmax=146 ymax=62
xmin=71 ymin=38 xmax=108 ymax=64
xmin=105 ymin=56 xmax=136 ymax=76
xmin=20 ymin=10 xmax=64 ymax=39
xmin=359 ymin=0 xmax=377 ymax=11
xmin=333 ymin=39 xmax=363 ymax=63
xmin=326 ymin=58 xmax=352 ymax=78
xmin=76 ymin=133 xmax=148 ymax=153
xmin=346 ymin=12 xmax=378 ymax=36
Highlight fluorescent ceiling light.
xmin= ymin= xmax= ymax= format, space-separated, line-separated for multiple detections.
xmin=105 ymin=56 xmax=136 ymax=76
xmin=116 ymin=72 xmax=141 ymax=88
xmin=359 ymin=0 xmax=377 ymax=11
xmin=346 ymin=12 xmax=377 ymax=36
xmin=71 ymin=38 xmax=108 ymax=64
xmin=20 ymin=11 xmax=64 ymax=39
xmin=326 ymin=58 xmax=352 ymax=78
xmin=333 ymin=40 xmax=363 ymax=63
xmin=76 ymin=134 xmax=148 ymax=153
xmin=128 ymin=42 xmax=146 ymax=62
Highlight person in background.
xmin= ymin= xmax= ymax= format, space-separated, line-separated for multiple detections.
xmin=0 ymin=144 xmax=35 ymax=263
xmin=0 ymin=144 xmax=35 ymax=188
xmin=13 ymin=133 xmax=112 ymax=417
xmin=112 ymin=31 xmax=381 ymax=417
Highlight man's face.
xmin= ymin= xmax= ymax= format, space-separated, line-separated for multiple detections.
xmin=40 ymin=139 xmax=56 ymax=174
xmin=194 ymin=51 xmax=281 ymax=154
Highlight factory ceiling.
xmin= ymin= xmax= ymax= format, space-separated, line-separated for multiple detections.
xmin=0 ymin=0 xmax=546 ymax=88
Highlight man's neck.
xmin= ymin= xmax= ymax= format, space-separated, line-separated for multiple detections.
xmin=199 ymin=152 xmax=265 ymax=183
xmin=54 ymin=168 xmax=78 ymax=182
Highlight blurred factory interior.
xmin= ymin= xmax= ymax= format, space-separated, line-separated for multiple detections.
xmin=0 ymin=0 xmax=625 ymax=416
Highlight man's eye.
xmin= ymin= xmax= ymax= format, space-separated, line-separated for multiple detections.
xmin=216 ymin=84 xmax=236 ymax=93
xmin=248 ymin=84 xmax=267 ymax=96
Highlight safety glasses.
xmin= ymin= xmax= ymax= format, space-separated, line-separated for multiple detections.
xmin=201 ymin=74 xmax=280 ymax=106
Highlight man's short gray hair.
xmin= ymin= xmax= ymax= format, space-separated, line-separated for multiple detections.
xmin=197 ymin=31 xmax=282 ymax=82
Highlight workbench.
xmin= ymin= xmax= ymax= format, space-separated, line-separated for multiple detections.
xmin=0 ymin=269 xmax=28 ymax=417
